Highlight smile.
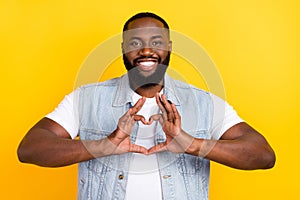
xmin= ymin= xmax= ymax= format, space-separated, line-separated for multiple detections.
xmin=136 ymin=59 xmax=158 ymax=72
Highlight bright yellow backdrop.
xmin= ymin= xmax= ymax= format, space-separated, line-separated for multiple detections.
xmin=1 ymin=0 xmax=299 ymax=199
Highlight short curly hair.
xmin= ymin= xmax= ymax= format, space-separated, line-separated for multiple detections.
xmin=123 ymin=12 xmax=169 ymax=32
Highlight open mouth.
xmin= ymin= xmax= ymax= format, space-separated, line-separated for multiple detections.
xmin=136 ymin=59 xmax=158 ymax=72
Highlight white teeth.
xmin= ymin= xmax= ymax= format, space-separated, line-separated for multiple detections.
xmin=139 ymin=61 xmax=155 ymax=67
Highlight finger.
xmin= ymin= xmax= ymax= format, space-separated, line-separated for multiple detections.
xmin=161 ymin=94 xmax=172 ymax=110
xmin=155 ymin=93 xmax=167 ymax=120
xmin=149 ymin=114 xmax=162 ymax=122
xmin=148 ymin=114 xmax=164 ymax=125
xmin=129 ymin=97 xmax=146 ymax=115
xmin=147 ymin=143 xmax=167 ymax=154
xmin=171 ymin=103 xmax=181 ymax=126
xmin=129 ymin=144 xmax=149 ymax=154
xmin=156 ymin=94 xmax=176 ymax=123
xmin=133 ymin=114 xmax=148 ymax=125
xmin=160 ymin=94 xmax=175 ymax=121
xmin=123 ymin=108 xmax=132 ymax=118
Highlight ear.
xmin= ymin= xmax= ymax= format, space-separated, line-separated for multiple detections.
xmin=168 ymin=41 xmax=172 ymax=52
xmin=121 ymin=42 xmax=125 ymax=54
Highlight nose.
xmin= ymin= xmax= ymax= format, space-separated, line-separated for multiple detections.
xmin=138 ymin=47 xmax=154 ymax=57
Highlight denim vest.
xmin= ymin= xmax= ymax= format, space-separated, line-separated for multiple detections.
xmin=77 ymin=74 xmax=213 ymax=200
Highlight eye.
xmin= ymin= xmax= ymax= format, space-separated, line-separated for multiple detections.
xmin=152 ymin=41 xmax=163 ymax=47
xmin=129 ymin=40 xmax=143 ymax=48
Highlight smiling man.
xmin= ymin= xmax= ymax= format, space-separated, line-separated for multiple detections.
xmin=18 ymin=12 xmax=275 ymax=200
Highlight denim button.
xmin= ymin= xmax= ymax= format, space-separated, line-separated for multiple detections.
xmin=118 ymin=174 xmax=124 ymax=180
xmin=163 ymin=175 xmax=171 ymax=179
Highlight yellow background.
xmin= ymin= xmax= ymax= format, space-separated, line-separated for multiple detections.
xmin=1 ymin=0 xmax=299 ymax=199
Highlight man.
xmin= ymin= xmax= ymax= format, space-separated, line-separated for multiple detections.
xmin=18 ymin=12 xmax=275 ymax=200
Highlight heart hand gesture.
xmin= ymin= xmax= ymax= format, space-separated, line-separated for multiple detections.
xmin=105 ymin=94 xmax=195 ymax=156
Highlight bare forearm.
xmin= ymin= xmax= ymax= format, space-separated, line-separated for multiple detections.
xmin=18 ymin=110 xmax=150 ymax=167
xmin=17 ymin=128 xmax=107 ymax=167
xmin=187 ymin=134 xmax=275 ymax=170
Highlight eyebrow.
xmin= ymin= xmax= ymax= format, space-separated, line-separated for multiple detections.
xmin=128 ymin=35 xmax=164 ymax=41
xmin=151 ymin=35 xmax=163 ymax=40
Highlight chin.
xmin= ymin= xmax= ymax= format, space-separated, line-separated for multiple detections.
xmin=138 ymin=69 xmax=157 ymax=77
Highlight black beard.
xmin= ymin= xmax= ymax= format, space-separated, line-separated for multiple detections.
xmin=123 ymin=52 xmax=171 ymax=90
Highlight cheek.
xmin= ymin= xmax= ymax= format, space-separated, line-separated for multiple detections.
xmin=157 ymin=50 xmax=169 ymax=59
xmin=124 ymin=52 xmax=137 ymax=63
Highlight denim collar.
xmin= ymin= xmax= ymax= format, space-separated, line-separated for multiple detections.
xmin=113 ymin=73 xmax=181 ymax=107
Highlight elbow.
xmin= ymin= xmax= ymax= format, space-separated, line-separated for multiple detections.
xmin=262 ymin=148 xmax=276 ymax=169
xmin=250 ymin=146 xmax=276 ymax=170
xmin=243 ymin=147 xmax=276 ymax=170
xmin=17 ymin=144 xmax=27 ymax=163
xmin=17 ymin=142 xmax=32 ymax=164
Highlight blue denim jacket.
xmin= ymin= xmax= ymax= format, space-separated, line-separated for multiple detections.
xmin=77 ymin=74 xmax=213 ymax=200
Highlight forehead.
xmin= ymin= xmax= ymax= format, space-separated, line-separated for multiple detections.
xmin=123 ymin=17 xmax=169 ymax=40
xmin=127 ymin=17 xmax=165 ymax=29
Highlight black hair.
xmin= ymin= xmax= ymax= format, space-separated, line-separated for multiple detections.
xmin=123 ymin=12 xmax=169 ymax=32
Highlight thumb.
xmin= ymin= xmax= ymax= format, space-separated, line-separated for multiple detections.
xmin=147 ymin=143 xmax=167 ymax=154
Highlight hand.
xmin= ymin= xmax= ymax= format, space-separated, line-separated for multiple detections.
xmin=107 ymin=97 xmax=150 ymax=155
xmin=148 ymin=93 xmax=195 ymax=154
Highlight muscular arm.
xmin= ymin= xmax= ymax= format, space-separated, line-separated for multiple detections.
xmin=188 ymin=122 xmax=276 ymax=170
xmin=17 ymin=118 xmax=97 ymax=167
xmin=149 ymin=93 xmax=276 ymax=170
xmin=17 ymin=98 xmax=149 ymax=167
